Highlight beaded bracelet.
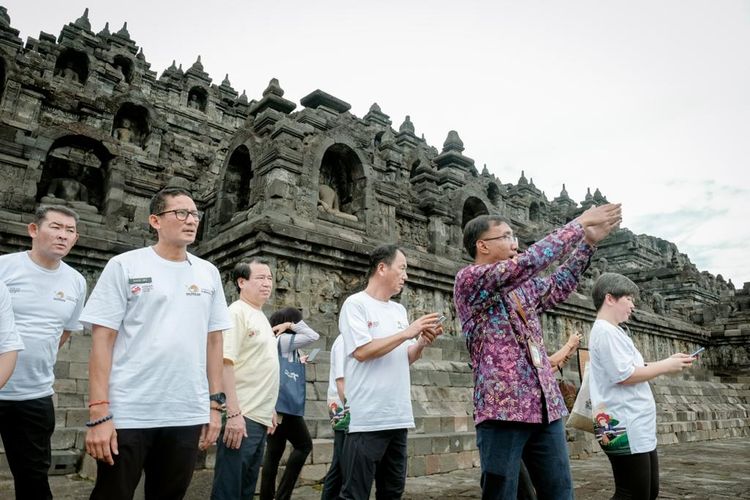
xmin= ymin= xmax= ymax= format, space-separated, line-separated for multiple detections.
xmin=85 ymin=414 xmax=113 ymax=428
xmin=226 ymin=410 xmax=243 ymax=419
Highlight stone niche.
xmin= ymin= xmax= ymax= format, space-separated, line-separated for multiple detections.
xmin=317 ymin=143 xmax=366 ymax=223
xmin=187 ymin=86 xmax=207 ymax=112
xmin=217 ymin=145 xmax=253 ymax=224
xmin=37 ymin=135 xmax=108 ymax=220
xmin=112 ymin=103 xmax=149 ymax=148
xmin=487 ymin=182 xmax=501 ymax=206
xmin=462 ymin=196 xmax=489 ymax=228
xmin=54 ymin=47 xmax=88 ymax=84
xmin=112 ymin=54 xmax=134 ymax=84
xmin=0 ymin=57 xmax=5 ymax=103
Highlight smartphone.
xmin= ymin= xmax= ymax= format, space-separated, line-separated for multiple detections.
xmin=437 ymin=315 xmax=447 ymax=324
xmin=690 ymin=347 xmax=705 ymax=357
xmin=306 ymin=348 xmax=321 ymax=363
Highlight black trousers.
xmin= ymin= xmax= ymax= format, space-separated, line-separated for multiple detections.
xmin=339 ymin=428 xmax=408 ymax=500
xmin=0 ymin=396 xmax=56 ymax=500
xmin=320 ymin=429 xmax=346 ymax=500
xmin=260 ymin=413 xmax=312 ymax=500
xmin=607 ymin=449 xmax=659 ymax=500
xmin=89 ymin=424 xmax=203 ymax=500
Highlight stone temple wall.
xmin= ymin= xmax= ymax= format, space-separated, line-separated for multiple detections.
xmin=0 ymin=7 xmax=748 ymax=476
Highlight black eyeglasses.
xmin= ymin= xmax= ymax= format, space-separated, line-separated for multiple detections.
xmin=481 ymin=234 xmax=518 ymax=244
xmin=155 ymin=209 xmax=203 ymax=222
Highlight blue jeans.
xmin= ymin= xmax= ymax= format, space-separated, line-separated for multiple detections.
xmin=476 ymin=418 xmax=572 ymax=500
xmin=211 ymin=417 xmax=267 ymax=500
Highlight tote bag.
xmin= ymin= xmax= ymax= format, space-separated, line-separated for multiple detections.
xmin=275 ymin=334 xmax=306 ymax=416
xmin=566 ymin=361 xmax=594 ymax=433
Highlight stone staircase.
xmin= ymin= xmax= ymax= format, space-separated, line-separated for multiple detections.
xmin=3 ymin=334 xmax=749 ymax=487
xmin=566 ymin=368 xmax=750 ymax=458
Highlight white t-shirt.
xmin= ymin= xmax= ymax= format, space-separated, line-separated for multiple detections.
xmin=589 ymin=319 xmax=657 ymax=455
xmin=80 ymin=247 xmax=232 ymax=429
xmin=326 ymin=335 xmax=346 ymax=418
xmin=339 ymin=291 xmax=415 ymax=432
xmin=0 ymin=281 xmax=24 ymax=355
xmin=223 ymin=301 xmax=279 ymax=427
xmin=0 ymin=252 xmax=85 ymax=400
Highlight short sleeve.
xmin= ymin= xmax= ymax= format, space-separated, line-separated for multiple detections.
xmin=0 ymin=283 xmax=23 ymax=354
xmin=80 ymin=259 xmax=128 ymax=331
xmin=339 ymin=297 xmax=372 ymax=356
xmin=595 ymin=330 xmax=637 ymax=384
xmin=222 ymin=306 xmax=246 ymax=363
xmin=63 ymin=274 xmax=87 ymax=332
xmin=332 ymin=337 xmax=345 ymax=380
xmin=207 ymin=267 xmax=232 ymax=333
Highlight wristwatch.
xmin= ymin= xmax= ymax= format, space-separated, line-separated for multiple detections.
xmin=209 ymin=392 xmax=226 ymax=408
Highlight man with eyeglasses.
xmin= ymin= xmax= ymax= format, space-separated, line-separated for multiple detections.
xmin=0 ymin=205 xmax=86 ymax=500
xmin=81 ymin=187 xmax=232 ymax=500
xmin=454 ymin=204 xmax=622 ymax=500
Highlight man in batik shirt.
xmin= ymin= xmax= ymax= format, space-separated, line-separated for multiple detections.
xmin=454 ymin=203 xmax=621 ymax=500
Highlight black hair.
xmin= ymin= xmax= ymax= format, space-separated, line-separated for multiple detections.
xmin=35 ymin=205 xmax=80 ymax=225
xmin=149 ymin=187 xmax=193 ymax=215
xmin=366 ymin=244 xmax=402 ymax=279
xmin=462 ymin=214 xmax=511 ymax=258
xmin=269 ymin=307 xmax=303 ymax=333
xmin=231 ymin=258 xmax=271 ymax=292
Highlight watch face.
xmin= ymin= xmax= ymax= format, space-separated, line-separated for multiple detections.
xmin=210 ymin=392 xmax=226 ymax=405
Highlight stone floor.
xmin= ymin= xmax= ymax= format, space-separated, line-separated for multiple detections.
xmin=3 ymin=437 xmax=749 ymax=499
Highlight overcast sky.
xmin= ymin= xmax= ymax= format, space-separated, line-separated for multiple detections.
xmin=5 ymin=0 xmax=749 ymax=284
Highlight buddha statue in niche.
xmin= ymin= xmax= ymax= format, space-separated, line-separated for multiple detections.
xmin=41 ymin=162 xmax=98 ymax=213
xmin=318 ymin=183 xmax=357 ymax=222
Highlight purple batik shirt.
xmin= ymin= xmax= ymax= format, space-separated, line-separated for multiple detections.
xmin=454 ymin=221 xmax=594 ymax=425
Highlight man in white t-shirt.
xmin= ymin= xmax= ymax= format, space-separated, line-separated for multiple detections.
xmin=211 ymin=258 xmax=280 ymax=500
xmin=0 ymin=281 xmax=23 ymax=389
xmin=81 ymin=188 xmax=232 ymax=500
xmin=0 ymin=205 xmax=86 ymax=500
xmin=339 ymin=244 xmax=442 ymax=499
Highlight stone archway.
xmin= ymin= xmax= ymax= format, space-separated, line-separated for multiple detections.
xmin=0 ymin=57 xmax=5 ymax=104
xmin=54 ymin=48 xmax=88 ymax=84
xmin=37 ymin=135 xmax=110 ymax=219
xmin=217 ymin=145 xmax=253 ymax=223
xmin=318 ymin=143 xmax=366 ymax=221
xmin=487 ymin=183 xmax=501 ymax=206
xmin=113 ymin=54 xmax=134 ymax=83
xmin=112 ymin=103 xmax=149 ymax=148
xmin=462 ymin=196 xmax=489 ymax=229
xmin=187 ymin=86 xmax=208 ymax=112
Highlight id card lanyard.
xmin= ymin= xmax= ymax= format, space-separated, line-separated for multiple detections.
xmin=512 ymin=291 xmax=544 ymax=369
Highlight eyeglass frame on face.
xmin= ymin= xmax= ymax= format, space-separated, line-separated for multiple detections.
xmin=480 ymin=233 xmax=518 ymax=244
xmin=154 ymin=209 xmax=203 ymax=222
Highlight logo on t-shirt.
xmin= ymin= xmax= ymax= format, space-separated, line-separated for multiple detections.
xmin=185 ymin=284 xmax=202 ymax=296
xmin=53 ymin=290 xmax=77 ymax=303
xmin=131 ymin=285 xmax=142 ymax=295
xmin=367 ymin=320 xmax=379 ymax=329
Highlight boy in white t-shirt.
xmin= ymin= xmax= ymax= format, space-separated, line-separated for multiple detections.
xmin=320 ymin=334 xmax=347 ymax=500
xmin=82 ymin=188 xmax=232 ymax=500
xmin=589 ymin=272 xmax=694 ymax=500
xmin=0 ymin=205 xmax=86 ymax=500
xmin=338 ymin=244 xmax=443 ymax=500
